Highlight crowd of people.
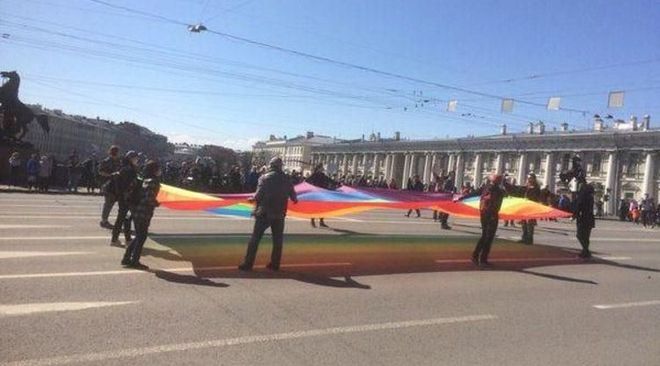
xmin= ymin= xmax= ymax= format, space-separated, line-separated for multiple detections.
xmin=4 ymin=146 xmax=657 ymax=270
xmin=618 ymin=194 xmax=660 ymax=228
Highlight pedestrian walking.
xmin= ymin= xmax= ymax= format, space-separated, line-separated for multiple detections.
xmin=81 ymin=154 xmax=99 ymax=193
xmin=26 ymin=153 xmax=40 ymax=191
xmin=122 ymin=160 xmax=161 ymax=269
xmin=38 ymin=155 xmax=52 ymax=192
xmin=520 ymin=173 xmax=540 ymax=245
xmin=111 ymin=151 xmax=139 ymax=246
xmin=99 ymin=146 xmax=121 ymax=229
xmin=472 ymin=174 xmax=506 ymax=267
xmin=405 ymin=175 xmax=424 ymax=218
xmin=8 ymin=151 xmax=21 ymax=187
xmin=574 ymin=178 xmax=595 ymax=259
xmin=67 ymin=150 xmax=81 ymax=193
xmin=238 ymin=157 xmax=298 ymax=271
xmin=306 ymin=163 xmax=336 ymax=228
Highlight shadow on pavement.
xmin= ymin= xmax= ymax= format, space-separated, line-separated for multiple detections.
xmin=138 ymin=232 xmax=660 ymax=288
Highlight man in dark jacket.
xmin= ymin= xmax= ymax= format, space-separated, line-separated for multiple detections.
xmin=438 ymin=171 xmax=455 ymax=229
xmin=99 ymin=146 xmax=121 ymax=228
xmin=238 ymin=157 xmax=298 ymax=271
xmin=574 ymin=176 xmax=595 ymax=259
xmin=122 ymin=160 xmax=161 ymax=269
xmin=111 ymin=151 xmax=139 ymax=246
xmin=306 ymin=163 xmax=336 ymax=227
xmin=472 ymin=174 xmax=506 ymax=266
xmin=520 ymin=173 xmax=541 ymax=245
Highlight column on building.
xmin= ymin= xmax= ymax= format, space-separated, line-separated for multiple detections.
xmin=455 ymin=153 xmax=465 ymax=189
xmin=423 ymin=153 xmax=432 ymax=184
xmin=402 ymin=153 xmax=411 ymax=185
xmin=642 ymin=151 xmax=657 ymax=197
xmin=361 ymin=153 xmax=369 ymax=175
xmin=495 ymin=153 xmax=505 ymax=175
xmin=341 ymin=153 xmax=349 ymax=176
xmin=542 ymin=152 xmax=556 ymax=192
xmin=408 ymin=153 xmax=417 ymax=179
xmin=516 ymin=153 xmax=528 ymax=185
xmin=430 ymin=154 xmax=438 ymax=178
xmin=383 ymin=154 xmax=392 ymax=181
xmin=447 ymin=153 xmax=456 ymax=173
xmin=351 ymin=154 xmax=359 ymax=175
xmin=473 ymin=153 xmax=483 ymax=187
xmin=373 ymin=153 xmax=382 ymax=178
xmin=604 ymin=152 xmax=618 ymax=215
xmin=390 ymin=154 xmax=399 ymax=183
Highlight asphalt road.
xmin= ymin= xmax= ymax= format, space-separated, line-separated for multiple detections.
xmin=0 ymin=191 xmax=659 ymax=366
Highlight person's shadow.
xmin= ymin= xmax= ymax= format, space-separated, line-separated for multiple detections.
xmin=145 ymin=232 xmax=659 ymax=289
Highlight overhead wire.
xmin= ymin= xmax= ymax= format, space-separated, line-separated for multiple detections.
xmin=83 ymin=0 xmax=594 ymax=114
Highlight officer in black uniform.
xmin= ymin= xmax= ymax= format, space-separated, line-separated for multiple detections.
xmin=99 ymin=146 xmax=121 ymax=229
xmin=111 ymin=151 xmax=139 ymax=246
xmin=238 ymin=157 xmax=298 ymax=271
xmin=573 ymin=168 xmax=595 ymax=259
xmin=122 ymin=160 xmax=161 ymax=269
xmin=472 ymin=174 xmax=506 ymax=267
xmin=520 ymin=173 xmax=541 ymax=245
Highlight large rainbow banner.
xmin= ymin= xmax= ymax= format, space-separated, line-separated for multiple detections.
xmin=157 ymin=183 xmax=572 ymax=220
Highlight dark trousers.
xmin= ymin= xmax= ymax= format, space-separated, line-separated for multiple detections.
xmin=576 ymin=224 xmax=592 ymax=254
xmin=407 ymin=209 xmax=421 ymax=217
xmin=521 ymin=220 xmax=535 ymax=244
xmin=102 ymin=194 xmax=117 ymax=222
xmin=242 ymin=216 xmax=285 ymax=269
xmin=123 ymin=217 xmax=150 ymax=264
xmin=112 ymin=201 xmax=132 ymax=241
xmin=439 ymin=213 xmax=449 ymax=225
xmin=473 ymin=215 xmax=498 ymax=261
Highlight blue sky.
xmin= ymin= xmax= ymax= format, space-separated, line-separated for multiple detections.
xmin=1 ymin=0 xmax=659 ymax=149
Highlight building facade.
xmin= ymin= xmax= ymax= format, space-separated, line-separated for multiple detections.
xmin=252 ymin=132 xmax=339 ymax=174
xmin=23 ymin=106 xmax=172 ymax=160
xmin=310 ymin=116 xmax=659 ymax=215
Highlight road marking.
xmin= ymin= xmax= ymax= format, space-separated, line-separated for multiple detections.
xmin=0 ymin=314 xmax=496 ymax=366
xmin=593 ymin=300 xmax=660 ymax=310
xmin=0 ymin=204 xmax=101 ymax=208
xmin=0 ymin=251 xmax=91 ymax=259
xmin=0 ymin=301 xmax=137 ymax=317
xmin=0 ymin=236 xmax=108 ymax=241
xmin=435 ymin=257 xmax=578 ymax=264
xmin=597 ymin=256 xmax=632 ymax=261
xmin=332 ymin=217 xmax=365 ymax=222
xmin=591 ymin=238 xmax=660 ymax=243
xmin=0 ymin=215 xmax=247 ymax=221
xmin=0 ymin=262 xmax=352 ymax=280
xmin=0 ymin=225 xmax=72 ymax=229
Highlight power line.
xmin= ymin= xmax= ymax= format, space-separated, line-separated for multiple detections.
xmin=464 ymin=58 xmax=660 ymax=87
xmin=84 ymin=0 xmax=593 ymax=114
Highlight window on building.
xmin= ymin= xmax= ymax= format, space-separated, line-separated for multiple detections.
xmin=592 ymin=155 xmax=601 ymax=175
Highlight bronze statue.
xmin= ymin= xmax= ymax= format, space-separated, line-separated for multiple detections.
xmin=0 ymin=71 xmax=50 ymax=143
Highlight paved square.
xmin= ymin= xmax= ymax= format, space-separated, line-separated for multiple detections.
xmin=1 ymin=192 xmax=659 ymax=365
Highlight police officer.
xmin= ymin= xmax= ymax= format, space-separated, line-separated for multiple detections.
xmin=99 ymin=146 xmax=121 ymax=229
xmin=122 ymin=160 xmax=161 ymax=269
xmin=520 ymin=173 xmax=541 ymax=245
xmin=472 ymin=173 xmax=506 ymax=266
xmin=111 ymin=151 xmax=139 ymax=246
xmin=238 ymin=157 xmax=298 ymax=271
xmin=574 ymin=172 xmax=595 ymax=259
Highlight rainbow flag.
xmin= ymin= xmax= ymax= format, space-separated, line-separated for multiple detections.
xmin=156 ymin=183 xmax=571 ymax=220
